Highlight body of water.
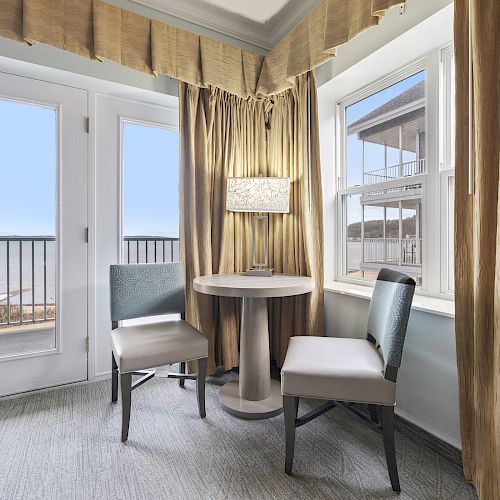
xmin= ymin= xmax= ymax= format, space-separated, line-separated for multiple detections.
xmin=0 ymin=238 xmax=180 ymax=308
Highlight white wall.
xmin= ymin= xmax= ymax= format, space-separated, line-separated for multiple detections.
xmin=318 ymin=4 xmax=461 ymax=448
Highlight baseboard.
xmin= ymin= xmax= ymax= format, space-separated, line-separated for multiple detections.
xmin=352 ymin=403 xmax=463 ymax=467
xmin=393 ymin=411 xmax=463 ymax=467
xmin=0 ymin=375 xmax=109 ymax=401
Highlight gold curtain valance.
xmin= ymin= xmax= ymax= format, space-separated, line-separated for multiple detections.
xmin=258 ymin=0 xmax=406 ymax=94
xmin=0 ymin=0 xmax=406 ymax=97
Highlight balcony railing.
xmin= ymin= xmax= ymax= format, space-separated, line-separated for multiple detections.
xmin=363 ymin=237 xmax=421 ymax=266
xmin=123 ymin=236 xmax=180 ymax=264
xmin=363 ymin=159 xmax=425 ymax=185
xmin=0 ymin=236 xmax=56 ymax=328
xmin=0 ymin=235 xmax=180 ymax=328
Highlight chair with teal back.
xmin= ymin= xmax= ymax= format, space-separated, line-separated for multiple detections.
xmin=281 ymin=268 xmax=415 ymax=492
xmin=110 ymin=262 xmax=208 ymax=442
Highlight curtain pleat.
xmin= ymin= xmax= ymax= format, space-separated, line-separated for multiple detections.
xmin=0 ymin=0 xmax=23 ymax=42
xmin=454 ymin=0 xmax=500 ymax=498
xmin=180 ymin=72 xmax=323 ymax=373
xmin=23 ymin=0 xmax=93 ymax=58
xmin=93 ymin=0 xmax=152 ymax=74
xmin=0 ymin=0 xmax=406 ymax=98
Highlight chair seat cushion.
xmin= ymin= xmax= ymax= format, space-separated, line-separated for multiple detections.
xmin=111 ymin=320 xmax=208 ymax=373
xmin=281 ymin=336 xmax=396 ymax=405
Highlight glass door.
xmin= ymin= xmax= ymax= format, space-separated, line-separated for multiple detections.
xmin=0 ymin=71 xmax=88 ymax=395
xmin=94 ymin=94 xmax=178 ymax=375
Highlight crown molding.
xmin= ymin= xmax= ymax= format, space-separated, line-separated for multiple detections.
xmin=130 ymin=0 xmax=322 ymax=51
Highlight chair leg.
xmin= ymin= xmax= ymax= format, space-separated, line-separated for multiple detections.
xmin=382 ymin=405 xmax=401 ymax=492
xmin=284 ymin=395 xmax=298 ymax=475
xmin=120 ymin=373 xmax=132 ymax=442
xmin=179 ymin=361 xmax=186 ymax=388
xmin=368 ymin=404 xmax=378 ymax=424
xmin=196 ymin=357 xmax=207 ymax=418
xmin=111 ymin=353 xmax=118 ymax=403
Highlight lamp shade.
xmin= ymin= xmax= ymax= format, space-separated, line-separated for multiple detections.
xmin=226 ymin=177 xmax=291 ymax=213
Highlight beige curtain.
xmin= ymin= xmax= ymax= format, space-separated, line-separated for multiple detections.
xmin=0 ymin=0 xmax=406 ymax=98
xmin=454 ymin=0 xmax=500 ymax=498
xmin=180 ymin=72 xmax=323 ymax=374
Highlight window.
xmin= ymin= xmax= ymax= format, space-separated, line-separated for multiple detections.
xmin=121 ymin=121 xmax=180 ymax=264
xmin=337 ymin=47 xmax=455 ymax=297
xmin=339 ymin=70 xmax=426 ymax=286
xmin=0 ymin=99 xmax=57 ymax=355
xmin=440 ymin=45 xmax=455 ymax=293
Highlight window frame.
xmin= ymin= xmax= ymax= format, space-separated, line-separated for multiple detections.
xmin=439 ymin=44 xmax=455 ymax=295
xmin=334 ymin=49 xmax=454 ymax=300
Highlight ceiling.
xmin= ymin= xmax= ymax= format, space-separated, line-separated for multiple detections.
xmin=130 ymin=0 xmax=323 ymax=50
xmin=198 ymin=0 xmax=291 ymax=24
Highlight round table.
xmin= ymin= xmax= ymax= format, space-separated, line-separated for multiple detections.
xmin=193 ymin=273 xmax=314 ymax=419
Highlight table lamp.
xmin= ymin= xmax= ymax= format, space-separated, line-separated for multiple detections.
xmin=226 ymin=176 xmax=291 ymax=276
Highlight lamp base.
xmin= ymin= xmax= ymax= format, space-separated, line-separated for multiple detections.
xmin=244 ymin=267 xmax=274 ymax=277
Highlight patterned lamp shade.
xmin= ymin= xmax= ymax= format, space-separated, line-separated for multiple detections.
xmin=226 ymin=177 xmax=291 ymax=213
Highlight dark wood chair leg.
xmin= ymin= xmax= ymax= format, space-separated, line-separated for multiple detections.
xmin=382 ymin=405 xmax=401 ymax=492
xmin=196 ymin=357 xmax=207 ymax=418
xmin=111 ymin=353 xmax=118 ymax=403
xmin=284 ymin=395 xmax=298 ymax=475
xmin=120 ymin=373 xmax=132 ymax=442
xmin=179 ymin=361 xmax=186 ymax=388
xmin=368 ymin=404 xmax=378 ymax=424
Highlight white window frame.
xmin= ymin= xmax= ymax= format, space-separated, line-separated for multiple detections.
xmin=439 ymin=44 xmax=455 ymax=295
xmin=335 ymin=48 xmax=453 ymax=300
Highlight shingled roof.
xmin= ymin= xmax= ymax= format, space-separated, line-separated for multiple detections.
xmin=348 ymin=80 xmax=425 ymax=132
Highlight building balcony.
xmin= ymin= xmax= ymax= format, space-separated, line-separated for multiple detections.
xmin=363 ymin=158 xmax=425 ymax=185
xmin=360 ymin=237 xmax=422 ymax=277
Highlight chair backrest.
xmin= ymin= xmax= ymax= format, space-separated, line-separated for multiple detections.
xmin=366 ymin=268 xmax=415 ymax=380
xmin=110 ymin=263 xmax=185 ymax=322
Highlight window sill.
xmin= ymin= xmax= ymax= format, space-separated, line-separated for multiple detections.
xmin=324 ymin=281 xmax=455 ymax=319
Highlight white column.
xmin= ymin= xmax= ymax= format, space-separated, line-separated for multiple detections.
xmin=399 ymin=125 xmax=403 ymax=178
xmin=384 ymin=144 xmax=388 ymax=180
xmin=383 ymin=206 xmax=387 ymax=262
xmin=361 ymin=139 xmax=365 ymax=184
xmin=361 ymin=205 xmax=365 ymax=276
xmin=416 ymin=204 xmax=421 ymax=265
xmin=399 ymin=200 xmax=403 ymax=266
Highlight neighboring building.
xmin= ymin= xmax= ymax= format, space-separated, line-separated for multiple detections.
xmin=347 ymin=81 xmax=424 ymax=282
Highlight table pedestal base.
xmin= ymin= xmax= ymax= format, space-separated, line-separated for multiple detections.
xmin=218 ymin=379 xmax=283 ymax=420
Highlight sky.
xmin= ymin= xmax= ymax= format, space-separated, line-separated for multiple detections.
xmin=0 ymin=102 xmax=179 ymax=238
xmin=122 ymin=122 xmax=179 ymax=238
xmin=0 ymin=99 xmax=56 ymax=236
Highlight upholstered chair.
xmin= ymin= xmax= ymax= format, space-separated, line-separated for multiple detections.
xmin=281 ymin=268 xmax=415 ymax=492
xmin=109 ymin=263 xmax=208 ymax=442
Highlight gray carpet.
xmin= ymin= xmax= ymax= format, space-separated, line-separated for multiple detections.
xmin=0 ymin=372 xmax=477 ymax=500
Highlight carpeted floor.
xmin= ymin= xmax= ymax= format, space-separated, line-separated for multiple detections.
xmin=0 ymin=371 xmax=477 ymax=500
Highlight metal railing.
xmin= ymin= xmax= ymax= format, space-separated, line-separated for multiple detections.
xmin=0 ymin=236 xmax=56 ymax=327
xmin=123 ymin=236 xmax=180 ymax=264
xmin=0 ymin=235 xmax=180 ymax=328
xmin=363 ymin=159 xmax=426 ymax=185
xmin=363 ymin=237 xmax=421 ymax=266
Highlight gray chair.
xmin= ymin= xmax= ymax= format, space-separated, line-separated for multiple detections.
xmin=281 ymin=268 xmax=415 ymax=492
xmin=110 ymin=263 xmax=208 ymax=442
